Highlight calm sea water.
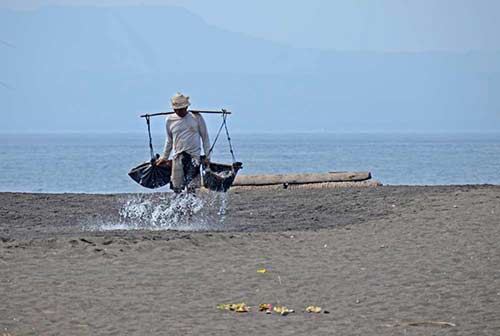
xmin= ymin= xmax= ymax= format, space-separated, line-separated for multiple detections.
xmin=0 ymin=132 xmax=499 ymax=193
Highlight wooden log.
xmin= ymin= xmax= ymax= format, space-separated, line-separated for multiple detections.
xmin=230 ymin=180 xmax=382 ymax=191
xmin=233 ymin=171 xmax=372 ymax=186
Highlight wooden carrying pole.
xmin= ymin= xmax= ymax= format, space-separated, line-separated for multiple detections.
xmin=140 ymin=109 xmax=231 ymax=118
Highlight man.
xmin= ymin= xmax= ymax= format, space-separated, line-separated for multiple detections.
xmin=156 ymin=93 xmax=211 ymax=193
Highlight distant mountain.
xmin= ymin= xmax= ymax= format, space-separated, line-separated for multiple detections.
xmin=1 ymin=5 xmax=499 ymax=132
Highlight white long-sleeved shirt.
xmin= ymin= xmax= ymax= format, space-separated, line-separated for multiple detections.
xmin=162 ymin=112 xmax=211 ymax=160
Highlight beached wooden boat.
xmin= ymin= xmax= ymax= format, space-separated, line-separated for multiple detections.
xmin=233 ymin=171 xmax=372 ymax=186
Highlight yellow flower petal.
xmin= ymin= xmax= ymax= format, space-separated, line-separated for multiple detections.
xmin=235 ymin=306 xmax=249 ymax=313
xmin=273 ymin=305 xmax=294 ymax=314
xmin=306 ymin=305 xmax=322 ymax=313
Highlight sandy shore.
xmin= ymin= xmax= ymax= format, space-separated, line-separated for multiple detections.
xmin=1 ymin=185 xmax=499 ymax=335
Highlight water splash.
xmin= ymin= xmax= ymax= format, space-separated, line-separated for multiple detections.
xmin=89 ymin=191 xmax=229 ymax=232
xmin=217 ymin=192 xmax=229 ymax=225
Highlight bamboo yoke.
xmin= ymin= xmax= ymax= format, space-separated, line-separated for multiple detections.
xmin=140 ymin=109 xmax=231 ymax=118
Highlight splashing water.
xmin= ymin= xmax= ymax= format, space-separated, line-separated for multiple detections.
xmin=90 ymin=191 xmax=230 ymax=232
xmin=217 ymin=192 xmax=229 ymax=225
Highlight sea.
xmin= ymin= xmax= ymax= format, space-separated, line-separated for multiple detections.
xmin=1 ymin=132 xmax=499 ymax=193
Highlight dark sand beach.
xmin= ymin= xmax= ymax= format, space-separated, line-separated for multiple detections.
xmin=1 ymin=185 xmax=499 ymax=335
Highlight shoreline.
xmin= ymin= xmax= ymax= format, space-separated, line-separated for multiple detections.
xmin=1 ymin=182 xmax=499 ymax=195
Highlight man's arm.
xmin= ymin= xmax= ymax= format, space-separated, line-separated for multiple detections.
xmin=197 ymin=114 xmax=211 ymax=160
xmin=162 ymin=118 xmax=173 ymax=159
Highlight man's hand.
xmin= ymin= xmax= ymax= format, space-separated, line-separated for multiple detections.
xmin=155 ymin=158 xmax=170 ymax=167
xmin=202 ymin=157 xmax=210 ymax=166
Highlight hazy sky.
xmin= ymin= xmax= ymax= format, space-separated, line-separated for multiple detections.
xmin=1 ymin=1 xmax=499 ymax=133
xmin=2 ymin=0 xmax=500 ymax=52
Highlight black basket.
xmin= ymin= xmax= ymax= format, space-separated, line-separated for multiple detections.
xmin=202 ymin=161 xmax=243 ymax=192
xmin=128 ymin=157 xmax=172 ymax=189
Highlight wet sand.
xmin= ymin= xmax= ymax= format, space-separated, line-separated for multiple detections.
xmin=1 ymin=185 xmax=500 ymax=335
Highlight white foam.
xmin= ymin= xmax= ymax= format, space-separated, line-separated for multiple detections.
xmin=88 ymin=191 xmax=229 ymax=232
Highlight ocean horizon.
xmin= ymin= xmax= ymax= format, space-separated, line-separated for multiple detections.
xmin=1 ymin=131 xmax=499 ymax=193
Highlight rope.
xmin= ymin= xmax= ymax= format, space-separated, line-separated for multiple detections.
xmin=146 ymin=115 xmax=155 ymax=160
xmin=208 ymin=116 xmax=225 ymax=157
xmin=208 ymin=113 xmax=237 ymax=162
xmin=223 ymin=114 xmax=237 ymax=163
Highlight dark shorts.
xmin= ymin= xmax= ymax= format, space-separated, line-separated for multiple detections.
xmin=171 ymin=152 xmax=201 ymax=191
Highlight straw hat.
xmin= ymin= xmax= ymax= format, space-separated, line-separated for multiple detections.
xmin=171 ymin=92 xmax=191 ymax=109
